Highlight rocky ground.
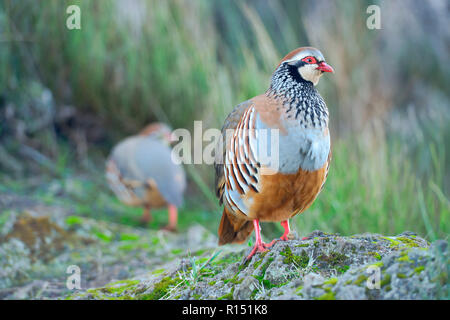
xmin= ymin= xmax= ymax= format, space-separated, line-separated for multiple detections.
xmin=0 ymin=193 xmax=448 ymax=300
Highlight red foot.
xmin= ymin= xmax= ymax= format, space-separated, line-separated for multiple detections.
xmin=246 ymin=220 xmax=275 ymax=260
xmin=265 ymin=233 xmax=290 ymax=248
xmin=266 ymin=238 xmax=280 ymax=248
xmin=266 ymin=220 xmax=291 ymax=246
xmin=162 ymin=205 xmax=178 ymax=232
xmin=280 ymin=234 xmax=290 ymax=241
xmin=246 ymin=242 xmax=271 ymax=260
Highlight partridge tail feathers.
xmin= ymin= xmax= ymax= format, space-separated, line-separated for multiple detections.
xmin=218 ymin=207 xmax=253 ymax=245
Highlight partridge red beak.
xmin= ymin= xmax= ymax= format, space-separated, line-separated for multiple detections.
xmin=316 ymin=62 xmax=334 ymax=73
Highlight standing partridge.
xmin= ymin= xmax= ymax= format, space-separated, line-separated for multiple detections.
xmin=214 ymin=47 xmax=334 ymax=259
xmin=106 ymin=123 xmax=186 ymax=231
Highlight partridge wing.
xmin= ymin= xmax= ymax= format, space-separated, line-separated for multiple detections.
xmin=214 ymin=100 xmax=252 ymax=204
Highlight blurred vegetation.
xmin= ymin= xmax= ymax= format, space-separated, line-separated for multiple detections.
xmin=0 ymin=0 xmax=448 ymax=240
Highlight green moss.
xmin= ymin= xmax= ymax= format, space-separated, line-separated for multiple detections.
xmin=192 ymin=294 xmax=201 ymax=299
xmin=65 ymin=215 xmax=83 ymax=226
xmin=337 ymin=265 xmax=350 ymax=274
xmin=324 ymin=277 xmax=338 ymax=286
xmin=396 ymin=237 xmax=419 ymax=248
xmin=354 ymin=274 xmax=368 ymax=286
xmin=260 ymin=257 xmax=274 ymax=275
xmin=151 ymin=268 xmax=166 ymax=275
xmin=171 ymin=248 xmax=183 ymax=255
xmin=120 ymin=233 xmax=140 ymax=241
xmin=250 ymin=289 xmax=258 ymax=299
xmin=315 ymin=291 xmax=336 ymax=300
xmin=258 ymin=279 xmax=287 ymax=290
xmin=94 ymin=231 xmax=113 ymax=242
xmin=413 ymin=266 xmax=425 ymax=274
xmin=253 ymin=260 xmax=262 ymax=269
xmin=397 ymin=273 xmax=407 ymax=279
xmin=86 ymin=288 xmax=105 ymax=299
xmin=218 ymin=288 xmax=234 ymax=300
xmin=108 ymin=279 xmax=140 ymax=287
xmin=140 ymin=277 xmax=180 ymax=300
xmin=208 ymin=280 xmax=216 ymax=286
xmin=226 ymin=277 xmax=243 ymax=285
xmin=380 ymin=274 xmax=391 ymax=287
xmin=280 ymin=246 xmax=309 ymax=268
xmin=295 ymin=243 xmax=309 ymax=248
xmin=253 ymin=251 xmax=268 ymax=269
xmin=368 ymin=252 xmax=382 ymax=260
xmin=318 ymin=251 xmax=347 ymax=267
xmin=367 ymin=261 xmax=384 ymax=269
xmin=382 ymin=237 xmax=401 ymax=248
xmin=100 ymin=279 xmax=140 ymax=298
xmin=397 ymin=254 xmax=413 ymax=263
xmin=251 ymin=255 xmax=276 ymax=289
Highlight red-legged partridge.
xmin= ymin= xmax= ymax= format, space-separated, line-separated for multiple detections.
xmin=106 ymin=123 xmax=186 ymax=231
xmin=214 ymin=47 xmax=334 ymax=259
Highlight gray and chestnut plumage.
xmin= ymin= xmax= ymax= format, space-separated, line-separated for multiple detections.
xmin=214 ymin=47 xmax=334 ymax=259
xmin=106 ymin=123 xmax=186 ymax=230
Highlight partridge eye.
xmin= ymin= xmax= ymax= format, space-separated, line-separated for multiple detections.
xmin=302 ymin=56 xmax=317 ymax=64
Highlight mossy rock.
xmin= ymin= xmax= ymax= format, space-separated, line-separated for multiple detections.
xmin=67 ymin=231 xmax=447 ymax=300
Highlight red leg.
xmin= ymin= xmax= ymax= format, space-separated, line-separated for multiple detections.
xmin=161 ymin=204 xmax=178 ymax=232
xmin=280 ymin=220 xmax=290 ymax=241
xmin=246 ymin=220 xmax=271 ymax=260
xmin=267 ymin=220 xmax=291 ymax=247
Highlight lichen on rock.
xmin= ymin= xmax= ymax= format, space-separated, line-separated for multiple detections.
xmin=67 ymin=229 xmax=448 ymax=300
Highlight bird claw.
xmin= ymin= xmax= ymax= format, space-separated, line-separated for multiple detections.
xmin=246 ymin=242 xmax=271 ymax=261
xmin=247 ymin=235 xmax=291 ymax=261
xmin=280 ymin=234 xmax=290 ymax=241
xmin=265 ymin=239 xmax=279 ymax=248
xmin=266 ymin=234 xmax=290 ymax=248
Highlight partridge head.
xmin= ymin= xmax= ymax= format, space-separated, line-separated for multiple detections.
xmin=139 ymin=123 xmax=174 ymax=144
xmin=276 ymin=46 xmax=334 ymax=85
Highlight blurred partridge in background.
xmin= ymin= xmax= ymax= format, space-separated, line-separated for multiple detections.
xmin=106 ymin=123 xmax=186 ymax=231
xmin=215 ymin=47 xmax=334 ymax=259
